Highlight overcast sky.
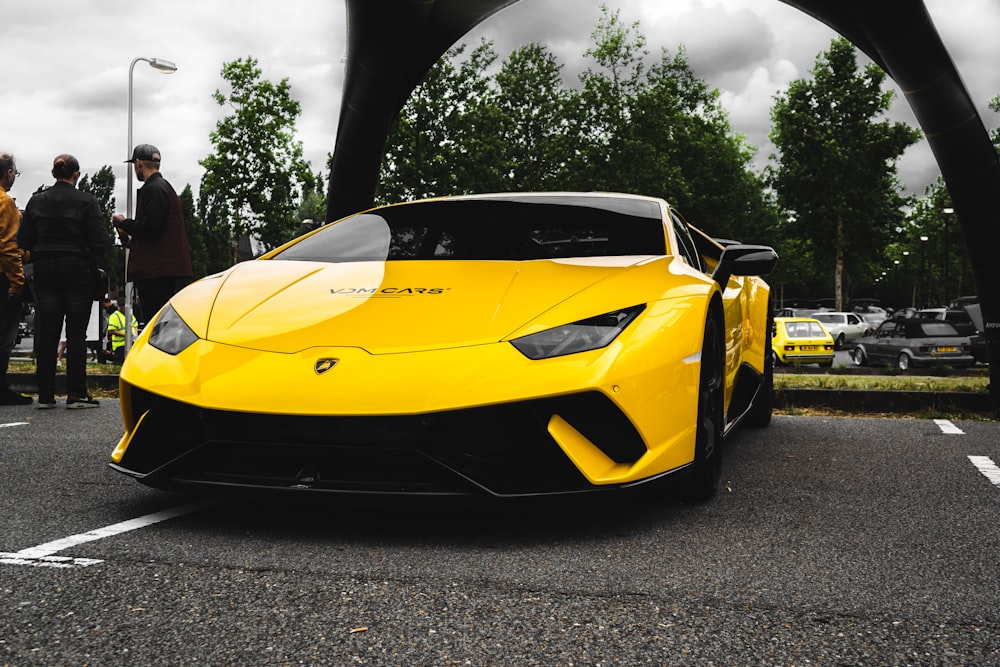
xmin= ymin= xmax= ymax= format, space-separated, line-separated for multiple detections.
xmin=5 ymin=0 xmax=1000 ymax=216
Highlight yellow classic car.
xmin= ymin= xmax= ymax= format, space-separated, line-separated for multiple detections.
xmin=772 ymin=316 xmax=836 ymax=367
xmin=111 ymin=193 xmax=777 ymax=501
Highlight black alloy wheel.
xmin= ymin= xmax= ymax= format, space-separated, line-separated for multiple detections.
xmin=679 ymin=309 xmax=725 ymax=501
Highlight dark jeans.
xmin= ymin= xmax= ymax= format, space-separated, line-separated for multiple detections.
xmin=135 ymin=276 xmax=186 ymax=324
xmin=32 ymin=257 xmax=96 ymax=399
xmin=0 ymin=289 xmax=20 ymax=385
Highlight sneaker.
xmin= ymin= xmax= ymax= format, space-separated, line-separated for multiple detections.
xmin=0 ymin=389 xmax=33 ymax=406
xmin=66 ymin=396 xmax=99 ymax=409
xmin=37 ymin=396 xmax=57 ymax=410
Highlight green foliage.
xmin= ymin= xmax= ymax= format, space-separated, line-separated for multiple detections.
xmin=379 ymin=6 xmax=779 ymax=246
xmin=378 ymin=41 xmax=503 ymax=201
xmin=199 ymin=57 xmax=315 ymax=251
xmin=768 ymin=38 xmax=921 ymax=307
xmin=493 ymin=43 xmax=570 ymax=190
xmin=990 ymin=95 xmax=1000 ymax=148
xmin=78 ymin=166 xmax=119 ymax=288
xmin=197 ymin=188 xmax=238 ymax=273
xmin=896 ymin=179 xmax=973 ymax=307
xmin=179 ymin=184 xmax=212 ymax=279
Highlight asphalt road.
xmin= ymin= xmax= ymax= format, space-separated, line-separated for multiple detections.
xmin=2 ymin=402 xmax=1000 ymax=665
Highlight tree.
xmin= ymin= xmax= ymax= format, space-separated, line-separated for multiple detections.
xmin=78 ymin=166 xmax=119 ymax=293
xmin=769 ymin=38 xmax=921 ymax=310
xmin=378 ymin=6 xmax=779 ymax=249
xmin=563 ymin=5 xmax=650 ymax=192
xmin=493 ymin=43 xmax=569 ymax=190
xmin=562 ymin=7 xmax=779 ymax=243
xmin=197 ymin=189 xmax=236 ymax=273
xmin=989 ymin=95 xmax=1000 ymax=149
xmin=179 ymin=185 xmax=211 ymax=279
xmin=200 ymin=57 xmax=315 ymax=250
xmin=378 ymin=41 xmax=501 ymax=202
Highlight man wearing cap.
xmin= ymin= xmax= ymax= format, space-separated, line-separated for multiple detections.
xmin=112 ymin=144 xmax=192 ymax=324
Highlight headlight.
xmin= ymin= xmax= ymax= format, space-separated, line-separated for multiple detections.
xmin=510 ymin=305 xmax=645 ymax=360
xmin=148 ymin=304 xmax=199 ymax=355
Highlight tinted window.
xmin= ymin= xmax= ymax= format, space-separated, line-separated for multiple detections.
xmin=271 ymin=198 xmax=667 ymax=263
xmin=669 ymin=210 xmax=703 ymax=272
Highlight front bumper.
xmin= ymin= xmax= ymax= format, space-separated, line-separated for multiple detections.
xmin=112 ymin=386 xmax=658 ymax=497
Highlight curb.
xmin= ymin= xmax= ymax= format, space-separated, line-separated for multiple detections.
xmin=774 ymin=387 xmax=994 ymax=414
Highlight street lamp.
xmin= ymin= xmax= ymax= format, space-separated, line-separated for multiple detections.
xmin=125 ymin=57 xmax=177 ymax=351
xmin=920 ymin=235 xmax=929 ymax=307
xmin=902 ymin=251 xmax=911 ymax=307
xmin=941 ymin=207 xmax=955 ymax=307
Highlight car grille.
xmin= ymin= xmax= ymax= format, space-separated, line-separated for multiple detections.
xmin=119 ymin=385 xmax=648 ymax=497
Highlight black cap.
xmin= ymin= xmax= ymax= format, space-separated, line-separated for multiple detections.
xmin=125 ymin=144 xmax=161 ymax=163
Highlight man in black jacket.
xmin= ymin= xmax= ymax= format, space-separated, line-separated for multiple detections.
xmin=18 ymin=154 xmax=110 ymax=409
xmin=112 ymin=144 xmax=192 ymax=324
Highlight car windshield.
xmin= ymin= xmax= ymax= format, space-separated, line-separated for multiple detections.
xmin=783 ymin=321 xmax=827 ymax=338
xmin=270 ymin=197 xmax=667 ymax=263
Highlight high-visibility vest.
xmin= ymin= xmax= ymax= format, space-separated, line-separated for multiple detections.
xmin=108 ymin=309 xmax=138 ymax=351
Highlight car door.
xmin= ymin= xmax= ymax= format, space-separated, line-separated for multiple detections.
xmin=846 ymin=313 xmax=867 ymax=339
xmin=865 ymin=320 xmax=897 ymax=364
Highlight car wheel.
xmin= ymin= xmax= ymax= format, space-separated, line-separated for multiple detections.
xmin=898 ymin=352 xmax=911 ymax=371
xmin=835 ymin=333 xmax=845 ymax=350
xmin=679 ymin=308 xmax=725 ymax=501
xmin=819 ymin=359 xmax=833 ymax=368
xmin=852 ymin=347 xmax=867 ymax=366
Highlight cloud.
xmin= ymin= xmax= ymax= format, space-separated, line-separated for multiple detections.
xmin=4 ymin=0 xmax=1000 ymax=213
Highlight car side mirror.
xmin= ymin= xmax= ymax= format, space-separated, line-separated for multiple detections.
xmin=712 ymin=244 xmax=778 ymax=286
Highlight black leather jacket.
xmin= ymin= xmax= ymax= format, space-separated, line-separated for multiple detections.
xmin=18 ymin=181 xmax=110 ymax=265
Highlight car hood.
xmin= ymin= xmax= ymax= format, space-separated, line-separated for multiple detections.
xmin=170 ymin=257 xmax=669 ymax=354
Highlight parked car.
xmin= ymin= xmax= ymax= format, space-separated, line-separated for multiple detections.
xmin=851 ymin=318 xmax=974 ymax=371
xmin=969 ymin=333 xmax=989 ymax=365
xmin=914 ymin=308 xmax=978 ymax=336
xmin=772 ymin=317 xmax=835 ymax=367
xmin=965 ymin=303 xmax=989 ymax=365
xmin=109 ymin=192 xmax=778 ymax=501
xmin=808 ymin=311 xmax=869 ymax=349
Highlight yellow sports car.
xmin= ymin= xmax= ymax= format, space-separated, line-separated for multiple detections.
xmin=771 ymin=317 xmax=836 ymax=367
xmin=111 ymin=193 xmax=777 ymax=500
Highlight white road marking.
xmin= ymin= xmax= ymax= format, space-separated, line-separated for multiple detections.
xmin=934 ymin=419 xmax=965 ymax=435
xmin=969 ymin=456 xmax=1000 ymax=487
xmin=0 ymin=422 xmax=29 ymax=428
xmin=0 ymin=501 xmax=212 ymax=569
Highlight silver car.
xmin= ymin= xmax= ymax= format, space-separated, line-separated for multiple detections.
xmin=852 ymin=319 xmax=974 ymax=371
xmin=809 ymin=311 xmax=870 ymax=349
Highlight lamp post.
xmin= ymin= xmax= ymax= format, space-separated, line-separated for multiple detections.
xmin=125 ymin=57 xmax=177 ymax=351
xmin=941 ymin=207 xmax=955 ymax=307
xmin=902 ymin=251 xmax=911 ymax=307
xmin=919 ymin=235 xmax=928 ymax=307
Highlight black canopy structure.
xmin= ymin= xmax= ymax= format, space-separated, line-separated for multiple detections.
xmin=325 ymin=0 xmax=1000 ymax=414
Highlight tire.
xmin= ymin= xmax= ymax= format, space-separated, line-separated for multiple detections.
xmin=835 ymin=333 xmax=845 ymax=350
xmin=852 ymin=347 xmax=867 ymax=366
xmin=898 ymin=353 xmax=911 ymax=371
xmin=819 ymin=359 xmax=833 ymax=368
xmin=679 ymin=309 xmax=725 ymax=501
